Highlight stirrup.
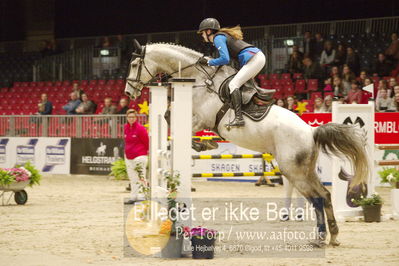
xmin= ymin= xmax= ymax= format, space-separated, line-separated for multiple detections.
xmin=225 ymin=118 xmax=245 ymax=128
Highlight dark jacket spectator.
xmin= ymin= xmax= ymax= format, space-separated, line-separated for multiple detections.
xmin=286 ymin=51 xmax=304 ymax=74
xmin=303 ymin=57 xmax=324 ymax=82
xmin=116 ymin=98 xmax=129 ymax=114
xmin=75 ymin=93 xmax=96 ymax=114
xmin=320 ymin=41 xmax=336 ymax=67
xmin=63 ymin=92 xmax=81 ymax=115
xmin=385 ymin=33 xmax=399 ymax=62
xmin=314 ymin=33 xmax=325 ymax=60
xmin=345 ymin=47 xmax=360 ymax=75
xmin=373 ymin=53 xmax=393 ymax=77
xmin=334 ymin=44 xmax=346 ymax=67
xmin=38 ymin=93 xmax=53 ymax=115
xmin=302 ymin=31 xmax=316 ymax=59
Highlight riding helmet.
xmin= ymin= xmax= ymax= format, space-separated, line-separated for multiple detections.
xmin=198 ymin=18 xmax=220 ymax=33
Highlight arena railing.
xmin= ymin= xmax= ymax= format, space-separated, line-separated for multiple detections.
xmin=0 ymin=114 xmax=148 ymax=138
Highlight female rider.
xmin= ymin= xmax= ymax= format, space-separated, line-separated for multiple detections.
xmin=197 ymin=18 xmax=272 ymax=127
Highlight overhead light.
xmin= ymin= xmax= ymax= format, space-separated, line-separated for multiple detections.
xmin=100 ymin=49 xmax=110 ymax=56
xmin=285 ymin=40 xmax=294 ymax=46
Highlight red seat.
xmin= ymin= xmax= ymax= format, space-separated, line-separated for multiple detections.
xmin=310 ymin=92 xmax=323 ymax=101
xmin=273 ymin=86 xmax=284 ymax=99
xmin=295 ymin=80 xmax=307 ymax=94
xmin=281 ymin=73 xmax=291 ymax=80
xmin=307 ymin=79 xmax=318 ymax=92
xmin=46 ymin=81 xmax=54 ymax=87
xmin=62 ymin=81 xmax=71 ymax=87
xmin=293 ymin=73 xmax=303 ymax=80
xmin=284 ymin=85 xmax=295 ymax=97
xmin=14 ymin=82 xmax=22 ymax=88
xmin=98 ymin=80 xmax=106 ymax=86
xmin=270 ymin=74 xmax=279 ymax=80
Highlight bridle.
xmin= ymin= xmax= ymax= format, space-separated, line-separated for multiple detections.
xmin=125 ymin=45 xmax=222 ymax=98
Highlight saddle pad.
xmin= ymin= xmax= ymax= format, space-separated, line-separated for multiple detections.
xmin=242 ymin=101 xmax=274 ymax=121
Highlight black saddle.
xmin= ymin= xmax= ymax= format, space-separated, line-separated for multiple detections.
xmin=218 ymin=75 xmax=275 ymax=121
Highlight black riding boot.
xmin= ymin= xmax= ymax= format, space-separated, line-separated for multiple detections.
xmin=226 ymin=89 xmax=245 ymax=127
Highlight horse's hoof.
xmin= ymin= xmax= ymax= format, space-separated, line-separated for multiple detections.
xmin=329 ymin=239 xmax=340 ymax=246
xmin=308 ymin=239 xmax=326 ymax=248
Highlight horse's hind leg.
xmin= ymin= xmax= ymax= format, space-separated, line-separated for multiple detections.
xmin=311 ymin=180 xmax=340 ymax=246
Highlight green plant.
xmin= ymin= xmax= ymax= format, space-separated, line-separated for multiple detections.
xmin=378 ymin=167 xmax=399 ymax=187
xmin=23 ymin=161 xmax=41 ymax=187
xmin=351 ymin=193 xmax=383 ymax=206
xmin=0 ymin=169 xmax=14 ymax=186
xmin=109 ymin=159 xmax=128 ymax=180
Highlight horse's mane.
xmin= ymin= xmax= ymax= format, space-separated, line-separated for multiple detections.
xmin=147 ymin=42 xmax=203 ymax=58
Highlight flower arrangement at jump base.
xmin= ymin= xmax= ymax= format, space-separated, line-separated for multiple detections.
xmin=0 ymin=161 xmax=41 ymax=187
xmin=351 ymin=193 xmax=383 ymax=222
xmin=378 ymin=167 xmax=399 ymax=189
xmin=183 ymin=226 xmax=218 ymax=259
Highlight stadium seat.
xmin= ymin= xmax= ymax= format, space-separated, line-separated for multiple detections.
xmin=281 ymin=73 xmax=291 ymax=80
xmin=295 ymin=79 xmax=306 ymax=94
xmin=307 ymin=79 xmax=318 ymax=92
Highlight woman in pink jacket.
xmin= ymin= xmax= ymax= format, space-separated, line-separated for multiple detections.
xmin=124 ymin=109 xmax=149 ymax=204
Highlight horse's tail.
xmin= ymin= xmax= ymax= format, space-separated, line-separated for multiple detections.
xmin=313 ymin=123 xmax=369 ymax=190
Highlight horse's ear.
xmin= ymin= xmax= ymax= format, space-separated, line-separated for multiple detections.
xmin=133 ymin=39 xmax=142 ymax=54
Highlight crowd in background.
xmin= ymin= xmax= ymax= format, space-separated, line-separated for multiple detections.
xmin=278 ymin=31 xmax=399 ymax=113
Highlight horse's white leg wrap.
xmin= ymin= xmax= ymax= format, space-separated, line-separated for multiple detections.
xmin=228 ymin=51 xmax=266 ymax=93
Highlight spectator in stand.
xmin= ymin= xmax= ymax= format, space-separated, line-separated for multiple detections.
xmin=334 ymin=43 xmax=346 ymax=68
xmin=385 ymin=33 xmax=399 ymax=75
xmin=388 ymin=77 xmax=397 ymax=93
xmin=389 ymin=93 xmax=399 ymax=111
xmin=286 ymin=96 xmax=298 ymax=113
xmin=291 ymin=45 xmax=304 ymax=58
xmin=346 ymin=81 xmax=362 ymax=104
xmin=302 ymin=57 xmax=324 ymax=82
xmin=341 ymin=65 xmax=356 ymax=94
xmin=102 ymin=36 xmax=112 ymax=48
xmin=72 ymin=82 xmax=85 ymax=101
xmin=124 ymin=109 xmax=149 ymax=204
xmin=314 ymin=33 xmax=324 ymax=62
xmin=313 ymin=97 xmax=324 ymax=113
xmin=364 ymin=78 xmax=372 ymax=87
xmin=373 ymin=53 xmax=392 ymax=77
xmin=323 ymin=77 xmax=332 ymax=92
xmin=391 ymin=85 xmax=399 ymax=98
xmin=302 ymin=31 xmax=316 ymax=59
xmin=100 ymin=97 xmax=117 ymax=114
xmin=276 ymin=98 xmax=287 ymax=108
xmin=332 ymin=76 xmax=345 ymax=97
xmin=320 ymin=41 xmax=336 ymax=74
xmin=286 ymin=51 xmax=304 ymax=74
xmin=116 ymin=98 xmax=129 ymax=114
xmin=345 ymin=47 xmax=360 ymax=75
xmin=322 ymin=95 xmax=333 ymax=112
xmin=37 ymin=93 xmax=53 ymax=115
xmin=63 ymin=92 xmax=81 ymax=115
xmin=376 ymin=79 xmax=388 ymax=99
xmin=376 ymin=89 xmax=393 ymax=112
xmin=75 ymin=93 xmax=96 ymax=114
xmin=358 ymin=70 xmax=369 ymax=87
xmin=330 ymin=66 xmax=340 ymax=78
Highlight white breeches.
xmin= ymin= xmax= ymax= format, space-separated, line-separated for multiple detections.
xmin=125 ymin=155 xmax=148 ymax=200
xmin=228 ymin=51 xmax=266 ymax=93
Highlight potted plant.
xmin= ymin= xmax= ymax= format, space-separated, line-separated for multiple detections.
xmin=351 ymin=193 xmax=383 ymax=222
xmin=184 ymin=226 xmax=218 ymax=259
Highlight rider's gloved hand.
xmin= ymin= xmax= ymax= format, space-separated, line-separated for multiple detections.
xmin=198 ymin=57 xmax=209 ymax=66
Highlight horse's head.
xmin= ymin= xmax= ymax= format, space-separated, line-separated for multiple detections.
xmin=125 ymin=40 xmax=155 ymax=100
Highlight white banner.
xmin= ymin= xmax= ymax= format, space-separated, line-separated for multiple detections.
xmin=331 ymin=102 xmax=375 ymax=218
xmin=0 ymin=137 xmax=71 ymax=174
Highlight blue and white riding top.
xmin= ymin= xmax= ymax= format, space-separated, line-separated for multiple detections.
xmin=208 ymin=34 xmax=260 ymax=68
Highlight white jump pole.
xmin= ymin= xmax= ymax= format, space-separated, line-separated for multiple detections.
xmin=148 ymin=82 xmax=169 ymax=201
xmin=169 ymin=78 xmax=195 ymax=210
